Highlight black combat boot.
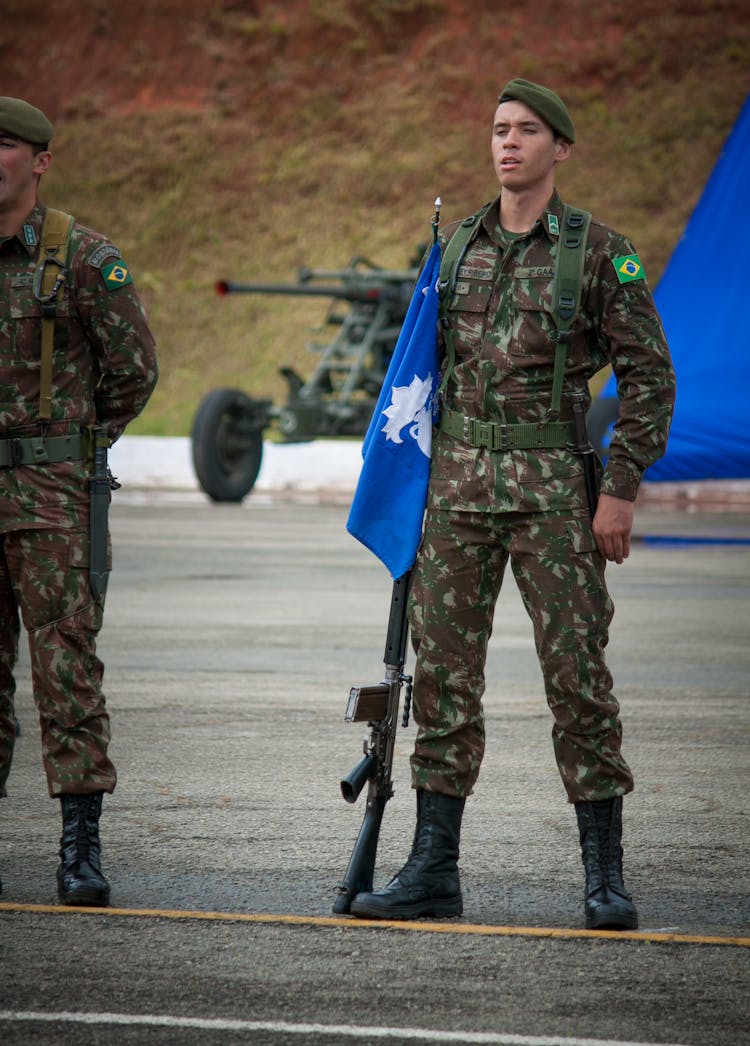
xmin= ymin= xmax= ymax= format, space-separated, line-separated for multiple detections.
xmin=57 ymin=792 xmax=110 ymax=907
xmin=575 ymin=796 xmax=638 ymax=930
xmin=350 ymin=790 xmax=465 ymax=919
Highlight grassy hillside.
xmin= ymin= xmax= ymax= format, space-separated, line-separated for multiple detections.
xmin=4 ymin=0 xmax=750 ymax=434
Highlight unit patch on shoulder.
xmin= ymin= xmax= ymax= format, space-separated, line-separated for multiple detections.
xmin=101 ymin=260 xmax=132 ymax=290
xmin=613 ymin=254 xmax=645 ymax=284
xmin=89 ymin=244 xmax=122 ymax=269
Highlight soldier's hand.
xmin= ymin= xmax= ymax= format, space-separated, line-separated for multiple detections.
xmin=592 ymin=493 xmax=634 ymax=564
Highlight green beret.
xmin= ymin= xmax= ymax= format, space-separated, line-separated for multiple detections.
xmin=498 ymin=78 xmax=575 ymax=143
xmin=0 ymin=97 xmax=53 ymax=145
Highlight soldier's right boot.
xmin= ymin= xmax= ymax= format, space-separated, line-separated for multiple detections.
xmin=575 ymin=796 xmax=638 ymax=930
xmin=350 ymin=789 xmax=465 ymax=919
xmin=57 ymin=792 xmax=111 ymax=907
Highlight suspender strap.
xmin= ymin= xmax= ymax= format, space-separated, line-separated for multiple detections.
xmin=33 ymin=209 xmax=74 ymax=421
xmin=549 ymin=205 xmax=592 ymax=418
xmin=437 ymin=203 xmax=492 ymax=396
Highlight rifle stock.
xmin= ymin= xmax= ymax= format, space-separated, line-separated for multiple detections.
xmin=89 ymin=426 xmax=112 ymax=601
xmin=333 ymin=573 xmax=412 ymax=915
xmin=572 ymin=392 xmax=600 ymax=520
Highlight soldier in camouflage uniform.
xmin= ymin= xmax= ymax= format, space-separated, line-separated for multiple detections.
xmin=0 ymin=98 xmax=157 ymax=905
xmin=351 ymin=79 xmax=675 ymax=928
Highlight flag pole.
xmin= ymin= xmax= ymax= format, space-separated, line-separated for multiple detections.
xmin=334 ymin=198 xmax=442 ymax=914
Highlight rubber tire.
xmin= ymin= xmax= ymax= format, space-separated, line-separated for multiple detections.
xmin=191 ymin=388 xmax=264 ymax=502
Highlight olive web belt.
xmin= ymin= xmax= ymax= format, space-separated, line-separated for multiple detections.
xmin=439 ymin=409 xmax=574 ymax=451
xmin=0 ymin=433 xmax=83 ymax=468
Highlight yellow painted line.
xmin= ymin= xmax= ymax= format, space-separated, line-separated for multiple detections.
xmin=1 ymin=901 xmax=748 ymax=948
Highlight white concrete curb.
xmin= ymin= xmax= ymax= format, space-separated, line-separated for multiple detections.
xmin=109 ymin=435 xmax=363 ymax=494
xmin=109 ymin=435 xmax=750 ymax=509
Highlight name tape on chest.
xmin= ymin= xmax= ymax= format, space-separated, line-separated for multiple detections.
xmin=514 ymin=266 xmax=555 ymax=279
xmin=456 ymin=265 xmax=492 ymax=281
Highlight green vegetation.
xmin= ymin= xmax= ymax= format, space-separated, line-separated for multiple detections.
xmin=34 ymin=1 xmax=750 ymax=435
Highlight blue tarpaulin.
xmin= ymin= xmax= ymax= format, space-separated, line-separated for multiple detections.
xmin=598 ymin=93 xmax=750 ymax=481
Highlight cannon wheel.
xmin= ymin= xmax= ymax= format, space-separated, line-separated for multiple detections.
xmin=191 ymin=388 xmax=265 ymax=502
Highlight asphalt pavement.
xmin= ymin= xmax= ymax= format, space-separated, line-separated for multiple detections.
xmin=1 ymin=488 xmax=748 ymax=1046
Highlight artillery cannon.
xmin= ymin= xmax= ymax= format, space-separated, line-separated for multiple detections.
xmin=191 ymin=254 xmax=419 ymax=501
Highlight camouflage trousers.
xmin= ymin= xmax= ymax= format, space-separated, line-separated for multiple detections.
xmin=0 ymin=527 xmax=116 ymax=799
xmin=408 ymin=506 xmax=634 ymax=803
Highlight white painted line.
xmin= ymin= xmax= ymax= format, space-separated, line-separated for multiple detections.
xmin=0 ymin=1010 xmax=692 ymax=1046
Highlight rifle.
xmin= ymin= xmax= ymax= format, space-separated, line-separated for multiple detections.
xmin=88 ymin=426 xmax=116 ymax=601
xmin=571 ymin=391 xmax=600 ymax=520
xmin=333 ymin=572 xmax=412 ymax=915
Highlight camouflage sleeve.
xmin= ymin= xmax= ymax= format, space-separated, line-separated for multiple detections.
xmin=72 ymin=233 xmax=158 ymax=442
xmin=589 ymin=233 xmax=676 ymax=501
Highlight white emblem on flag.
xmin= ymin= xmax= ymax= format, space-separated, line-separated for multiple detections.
xmin=380 ymin=374 xmax=434 ymax=457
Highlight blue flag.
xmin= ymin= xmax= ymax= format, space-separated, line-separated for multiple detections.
xmin=346 ymin=240 xmax=441 ymax=579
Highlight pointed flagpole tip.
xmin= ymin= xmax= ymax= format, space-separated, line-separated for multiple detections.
xmin=431 ymin=197 xmax=442 ymax=243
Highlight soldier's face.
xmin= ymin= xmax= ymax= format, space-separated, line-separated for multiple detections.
xmin=490 ymin=100 xmax=570 ymax=192
xmin=0 ymin=135 xmax=51 ymax=218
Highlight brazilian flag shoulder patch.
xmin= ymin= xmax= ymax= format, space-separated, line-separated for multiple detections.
xmin=612 ymin=254 xmax=645 ymax=284
xmin=100 ymin=260 xmax=132 ymax=290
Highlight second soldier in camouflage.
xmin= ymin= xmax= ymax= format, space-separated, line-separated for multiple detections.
xmin=0 ymin=97 xmax=158 ymax=906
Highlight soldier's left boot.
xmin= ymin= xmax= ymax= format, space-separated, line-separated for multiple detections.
xmin=350 ymin=790 xmax=465 ymax=919
xmin=57 ymin=792 xmax=111 ymax=907
xmin=575 ymin=796 xmax=638 ymax=930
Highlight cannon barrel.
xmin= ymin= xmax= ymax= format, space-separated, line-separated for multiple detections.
xmin=215 ymin=279 xmax=404 ymax=304
xmin=297 ymin=265 xmax=418 ymax=283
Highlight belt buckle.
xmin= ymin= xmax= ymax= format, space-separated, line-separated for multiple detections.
xmin=476 ymin=420 xmax=491 ymax=449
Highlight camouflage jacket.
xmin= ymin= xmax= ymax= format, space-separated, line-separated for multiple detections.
xmin=430 ymin=191 xmax=676 ymax=513
xmin=0 ymin=203 xmax=158 ymax=531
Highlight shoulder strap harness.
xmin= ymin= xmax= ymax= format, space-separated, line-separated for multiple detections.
xmin=436 ymin=202 xmax=491 ymax=396
xmin=549 ymin=205 xmax=592 ymax=419
xmin=437 ymin=203 xmax=592 ymax=427
xmin=33 ymin=208 xmax=74 ymax=421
